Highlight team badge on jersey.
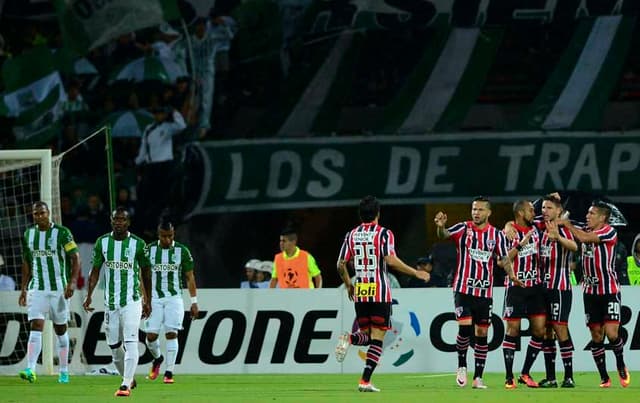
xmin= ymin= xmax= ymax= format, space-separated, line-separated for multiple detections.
xmin=487 ymin=239 xmax=496 ymax=249
xmin=48 ymin=237 xmax=56 ymax=249
xmin=172 ymin=254 xmax=180 ymax=264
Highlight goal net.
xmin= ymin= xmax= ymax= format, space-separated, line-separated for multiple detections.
xmin=0 ymin=148 xmax=101 ymax=376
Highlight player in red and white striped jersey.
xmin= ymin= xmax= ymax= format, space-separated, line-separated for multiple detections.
xmin=502 ymin=200 xmax=546 ymax=389
xmin=335 ymin=196 xmax=429 ymax=392
xmin=560 ymin=201 xmax=630 ymax=388
xmin=536 ymin=195 xmax=578 ymax=388
xmin=435 ymin=196 xmax=519 ymax=390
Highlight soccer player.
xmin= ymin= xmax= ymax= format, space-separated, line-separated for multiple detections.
xmin=83 ymin=207 xmax=152 ymax=397
xmin=145 ymin=218 xmax=199 ymax=384
xmin=537 ymin=195 xmax=578 ymax=388
xmin=334 ymin=196 xmax=429 ymax=392
xmin=434 ymin=196 xmax=520 ymax=389
xmin=501 ymin=200 xmax=545 ymax=389
xmin=559 ymin=201 xmax=631 ymax=388
xmin=18 ymin=201 xmax=80 ymax=384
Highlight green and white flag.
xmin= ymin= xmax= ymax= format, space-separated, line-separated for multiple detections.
xmin=0 ymin=46 xmax=67 ymax=147
xmin=381 ymin=28 xmax=502 ymax=133
xmin=517 ymin=16 xmax=634 ymax=130
xmin=54 ymin=0 xmax=180 ymax=54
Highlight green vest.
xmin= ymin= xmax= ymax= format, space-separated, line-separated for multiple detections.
xmin=626 ymin=256 xmax=640 ymax=286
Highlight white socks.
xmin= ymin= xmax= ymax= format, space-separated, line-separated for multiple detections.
xmin=146 ymin=338 xmax=161 ymax=359
xmin=56 ymin=332 xmax=69 ymax=372
xmin=111 ymin=345 xmax=125 ymax=376
xmin=27 ymin=331 xmax=43 ymax=371
xmin=123 ymin=341 xmax=138 ymax=387
xmin=166 ymin=338 xmax=179 ymax=372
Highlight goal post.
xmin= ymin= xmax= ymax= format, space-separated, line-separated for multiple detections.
xmin=0 ymin=149 xmax=56 ymax=375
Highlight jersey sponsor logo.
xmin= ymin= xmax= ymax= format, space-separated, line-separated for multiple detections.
xmin=352 ymin=232 xmax=375 ymax=243
xmin=469 ymin=248 xmax=491 ymax=263
xmin=466 ymin=278 xmax=490 ymax=289
xmin=105 ymin=261 xmax=134 ymax=270
xmin=583 ymin=276 xmax=600 ymax=286
xmin=152 ymin=263 xmax=179 ymax=272
xmin=517 ymin=242 xmax=537 ymax=257
xmin=355 ymin=282 xmax=377 ymax=297
xmin=517 ymin=270 xmax=538 ymax=280
xmin=540 ymin=244 xmax=552 ymax=258
xmin=32 ymin=249 xmax=55 ymax=258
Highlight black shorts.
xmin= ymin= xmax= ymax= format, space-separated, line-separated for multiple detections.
xmin=454 ymin=292 xmax=493 ymax=327
xmin=583 ymin=292 xmax=621 ymax=327
xmin=354 ymin=302 xmax=392 ymax=330
xmin=543 ymin=288 xmax=572 ymax=325
xmin=503 ymin=285 xmax=546 ymax=320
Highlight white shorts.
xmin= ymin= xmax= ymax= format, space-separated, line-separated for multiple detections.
xmin=145 ymin=295 xmax=184 ymax=334
xmin=105 ymin=301 xmax=142 ymax=346
xmin=27 ymin=290 xmax=69 ymax=325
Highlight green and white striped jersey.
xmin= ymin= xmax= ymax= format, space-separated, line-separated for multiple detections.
xmin=92 ymin=232 xmax=150 ymax=310
xmin=146 ymin=241 xmax=194 ymax=299
xmin=22 ymin=222 xmax=78 ymax=291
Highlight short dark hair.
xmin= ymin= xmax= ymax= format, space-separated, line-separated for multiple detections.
xmin=473 ymin=196 xmax=491 ymax=209
xmin=512 ymin=199 xmax=530 ymax=215
xmin=359 ymin=195 xmax=380 ymax=222
xmin=111 ymin=206 xmax=130 ymax=219
xmin=543 ymin=194 xmax=562 ymax=207
xmin=280 ymin=227 xmax=297 ymax=241
xmin=158 ymin=216 xmax=174 ymax=231
xmin=32 ymin=201 xmax=49 ymax=211
xmin=592 ymin=200 xmax=611 ymax=221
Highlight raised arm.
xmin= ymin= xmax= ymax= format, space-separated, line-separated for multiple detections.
xmin=546 ymin=221 xmax=578 ymax=252
xmin=560 ymin=220 xmax=601 ymax=244
xmin=434 ymin=212 xmax=450 ymax=239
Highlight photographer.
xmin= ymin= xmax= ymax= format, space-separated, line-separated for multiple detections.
xmin=135 ymin=107 xmax=186 ymax=237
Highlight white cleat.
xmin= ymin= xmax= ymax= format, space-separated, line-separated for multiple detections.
xmin=358 ymin=382 xmax=380 ymax=392
xmin=472 ymin=377 xmax=488 ymax=389
xmin=335 ymin=331 xmax=350 ymax=363
xmin=456 ymin=367 xmax=468 ymax=387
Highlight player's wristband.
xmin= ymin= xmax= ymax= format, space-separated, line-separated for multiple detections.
xmin=190 ymin=296 xmax=198 ymax=304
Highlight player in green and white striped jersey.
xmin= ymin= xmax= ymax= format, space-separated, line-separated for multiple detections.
xmin=18 ymin=201 xmax=80 ymax=385
xmin=145 ymin=217 xmax=199 ymax=384
xmin=83 ymin=207 xmax=151 ymax=397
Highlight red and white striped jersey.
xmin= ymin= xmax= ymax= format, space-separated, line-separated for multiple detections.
xmin=449 ymin=221 xmax=508 ymax=298
xmin=506 ymin=223 xmax=541 ymax=288
xmin=338 ymin=222 xmax=395 ymax=303
xmin=538 ymin=224 xmax=575 ymax=291
xmin=581 ymin=224 xmax=619 ymax=295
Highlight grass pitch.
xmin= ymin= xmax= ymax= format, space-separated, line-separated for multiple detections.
xmin=0 ymin=371 xmax=636 ymax=402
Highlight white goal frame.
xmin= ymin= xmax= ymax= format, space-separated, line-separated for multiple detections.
xmin=0 ymin=149 xmax=54 ymax=375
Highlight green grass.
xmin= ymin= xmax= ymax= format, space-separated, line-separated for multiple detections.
xmin=0 ymin=372 xmax=636 ymax=402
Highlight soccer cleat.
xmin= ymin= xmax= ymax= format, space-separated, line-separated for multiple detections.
xmin=19 ymin=368 xmax=36 ymax=383
xmin=58 ymin=371 xmax=69 ymax=384
xmin=335 ymin=331 xmax=351 ymax=363
xmin=518 ymin=374 xmax=539 ymax=388
xmin=599 ymin=378 xmax=611 ymax=388
xmin=149 ymin=355 xmax=164 ymax=380
xmin=504 ymin=378 xmax=517 ymax=390
xmin=358 ymin=381 xmax=380 ymax=392
xmin=618 ymin=367 xmax=630 ymax=388
xmin=115 ymin=385 xmax=130 ymax=397
xmin=456 ymin=367 xmax=467 ymax=387
xmin=163 ymin=371 xmax=174 ymax=384
xmin=472 ymin=377 xmax=488 ymax=389
xmin=561 ymin=378 xmax=575 ymax=388
xmin=538 ymin=378 xmax=558 ymax=388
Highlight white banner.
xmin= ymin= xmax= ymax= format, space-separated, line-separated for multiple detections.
xmin=1 ymin=287 xmax=640 ymax=374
